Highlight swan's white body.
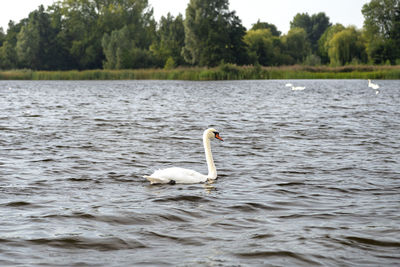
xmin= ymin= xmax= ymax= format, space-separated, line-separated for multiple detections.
xmin=368 ymin=79 xmax=380 ymax=90
xmin=285 ymin=83 xmax=305 ymax=91
xmin=144 ymin=128 xmax=223 ymax=184
xmin=291 ymin=86 xmax=306 ymax=91
xmin=146 ymin=167 xmax=208 ymax=184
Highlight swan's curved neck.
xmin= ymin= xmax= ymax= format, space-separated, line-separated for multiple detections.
xmin=203 ymin=134 xmax=217 ymax=179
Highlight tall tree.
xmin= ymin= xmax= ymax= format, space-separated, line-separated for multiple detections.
xmin=327 ymin=26 xmax=367 ymax=66
xmin=244 ymin=29 xmax=283 ymax=66
xmin=57 ymin=0 xmax=104 ymax=69
xmin=0 ymin=21 xmax=25 ymax=69
xmin=182 ymin=0 xmax=248 ymax=66
xmin=282 ymin=28 xmax=311 ymax=64
xmin=102 ymin=26 xmax=131 ymax=69
xmin=100 ymin=0 xmax=156 ymax=69
xmin=46 ymin=4 xmax=76 ymax=69
xmin=362 ymin=0 xmax=400 ymax=64
xmin=290 ymin=12 xmax=331 ymax=52
xmin=0 ymin=28 xmax=5 ymax=68
xmin=291 ymin=13 xmax=312 ymax=34
xmin=0 ymin=28 xmax=5 ymax=47
xmin=318 ymin=24 xmax=345 ymax=64
xmin=251 ymin=20 xmax=281 ymax=36
xmin=16 ymin=5 xmax=58 ymax=70
xmin=150 ymin=13 xmax=185 ymax=68
xmin=363 ymin=0 xmax=400 ymax=38
xmin=102 ymin=25 xmax=154 ymax=69
xmin=57 ymin=0 xmax=155 ymax=69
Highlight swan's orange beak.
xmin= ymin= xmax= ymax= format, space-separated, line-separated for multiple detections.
xmin=215 ymin=133 xmax=224 ymax=141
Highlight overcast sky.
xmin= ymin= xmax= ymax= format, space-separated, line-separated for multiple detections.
xmin=1 ymin=0 xmax=370 ymax=34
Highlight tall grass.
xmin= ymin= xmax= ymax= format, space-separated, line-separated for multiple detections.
xmin=1 ymin=65 xmax=400 ymax=80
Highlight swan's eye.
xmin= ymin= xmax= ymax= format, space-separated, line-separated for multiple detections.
xmin=213 ymin=132 xmax=223 ymax=141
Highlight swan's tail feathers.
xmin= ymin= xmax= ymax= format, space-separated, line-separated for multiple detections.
xmin=144 ymin=176 xmax=167 ymax=185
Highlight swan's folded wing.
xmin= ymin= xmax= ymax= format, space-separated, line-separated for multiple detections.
xmin=144 ymin=176 xmax=168 ymax=184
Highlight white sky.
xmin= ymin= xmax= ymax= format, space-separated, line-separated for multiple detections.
xmin=1 ymin=0 xmax=370 ymax=34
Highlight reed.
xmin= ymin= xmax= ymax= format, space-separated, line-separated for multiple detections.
xmin=0 ymin=69 xmax=33 ymax=80
xmin=1 ymin=65 xmax=400 ymax=80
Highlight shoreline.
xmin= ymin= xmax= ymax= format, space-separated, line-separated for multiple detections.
xmin=1 ymin=65 xmax=400 ymax=80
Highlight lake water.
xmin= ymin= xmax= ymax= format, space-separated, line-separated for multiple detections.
xmin=0 ymin=80 xmax=399 ymax=266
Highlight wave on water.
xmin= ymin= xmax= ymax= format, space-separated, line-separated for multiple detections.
xmin=0 ymin=80 xmax=399 ymax=266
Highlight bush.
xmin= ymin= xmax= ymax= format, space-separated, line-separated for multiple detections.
xmin=304 ymin=54 xmax=321 ymax=66
xmin=164 ymin=57 xmax=176 ymax=70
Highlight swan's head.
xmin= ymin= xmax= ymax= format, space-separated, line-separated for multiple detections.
xmin=204 ymin=128 xmax=223 ymax=141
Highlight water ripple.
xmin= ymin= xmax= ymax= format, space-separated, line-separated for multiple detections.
xmin=0 ymin=80 xmax=399 ymax=266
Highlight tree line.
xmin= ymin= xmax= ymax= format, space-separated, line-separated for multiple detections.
xmin=0 ymin=0 xmax=399 ymax=70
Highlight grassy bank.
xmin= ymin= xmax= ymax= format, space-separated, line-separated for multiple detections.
xmin=1 ymin=65 xmax=400 ymax=80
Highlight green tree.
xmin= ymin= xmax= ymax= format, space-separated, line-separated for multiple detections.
xmin=57 ymin=0 xmax=155 ymax=69
xmin=0 ymin=28 xmax=5 ymax=69
xmin=16 ymin=23 xmax=40 ymax=69
xmin=56 ymin=0 xmax=105 ymax=69
xmin=150 ymin=13 xmax=185 ymax=67
xmin=318 ymin=23 xmax=345 ymax=64
xmin=251 ymin=20 xmax=281 ymax=36
xmin=0 ymin=21 xmax=24 ymax=69
xmin=244 ymin=29 xmax=283 ymax=65
xmin=16 ymin=5 xmax=58 ymax=70
xmin=0 ymin=27 xmax=5 ymax=47
xmin=282 ymin=27 xmax=311 ymax=64
xmin=362 ymin=0 xmax=399 ymax=38
xmin=0 ymin=41 xmax=15 ymax=69
xmin=327 ymin=26 xmax=367 ymax=66
xmin=102 ymin=26 xmax=130 ymax=69
xmin=291 ymin=13 xmax=312 ymax=33
xmin=100 ymin=0 xmax=156 ymax=69
xmin=362 ymin=0 xmax=400 ymax=64
xmin=290 ymin=12 xmax=331 ymax=52
xmin=183 ymin=0 xmax=248 ymax=66
xmin=164 ymin=56 xmax=176 ymax=69
xmin=46 ymin=4 xmax=76 ymax=69
xmin=102 ymin=25 xmax=154 ymax=69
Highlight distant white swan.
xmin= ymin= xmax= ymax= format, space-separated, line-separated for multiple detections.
xmin=144 ymin=128 xmax=223 ymax=184
xmin=291 ymin=86 xmax=306 ymax=91
xmin=368 ymin=79 xmax=380 ymax=90
xmin=285 ymin=83 xmax=305 ymax=91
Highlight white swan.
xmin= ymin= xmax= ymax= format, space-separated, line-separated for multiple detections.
xmin=291 ymin=86 xmax=306 ymax=91
xmin=368 ymin=79 xmax=380 ymax=94
xmin=285 ymin=83 xmax=305 ymax=91
xmin=368 ymin=79 xmax=380 ymax=90
xmin=144 ymin=128 xmax=223 ymax=184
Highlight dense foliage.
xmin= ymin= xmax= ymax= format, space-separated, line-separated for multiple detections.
xmin=362 ymin=0 xmax=400 ymax=64
xmin=0 ymin=0 xmax=399 ymax=70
